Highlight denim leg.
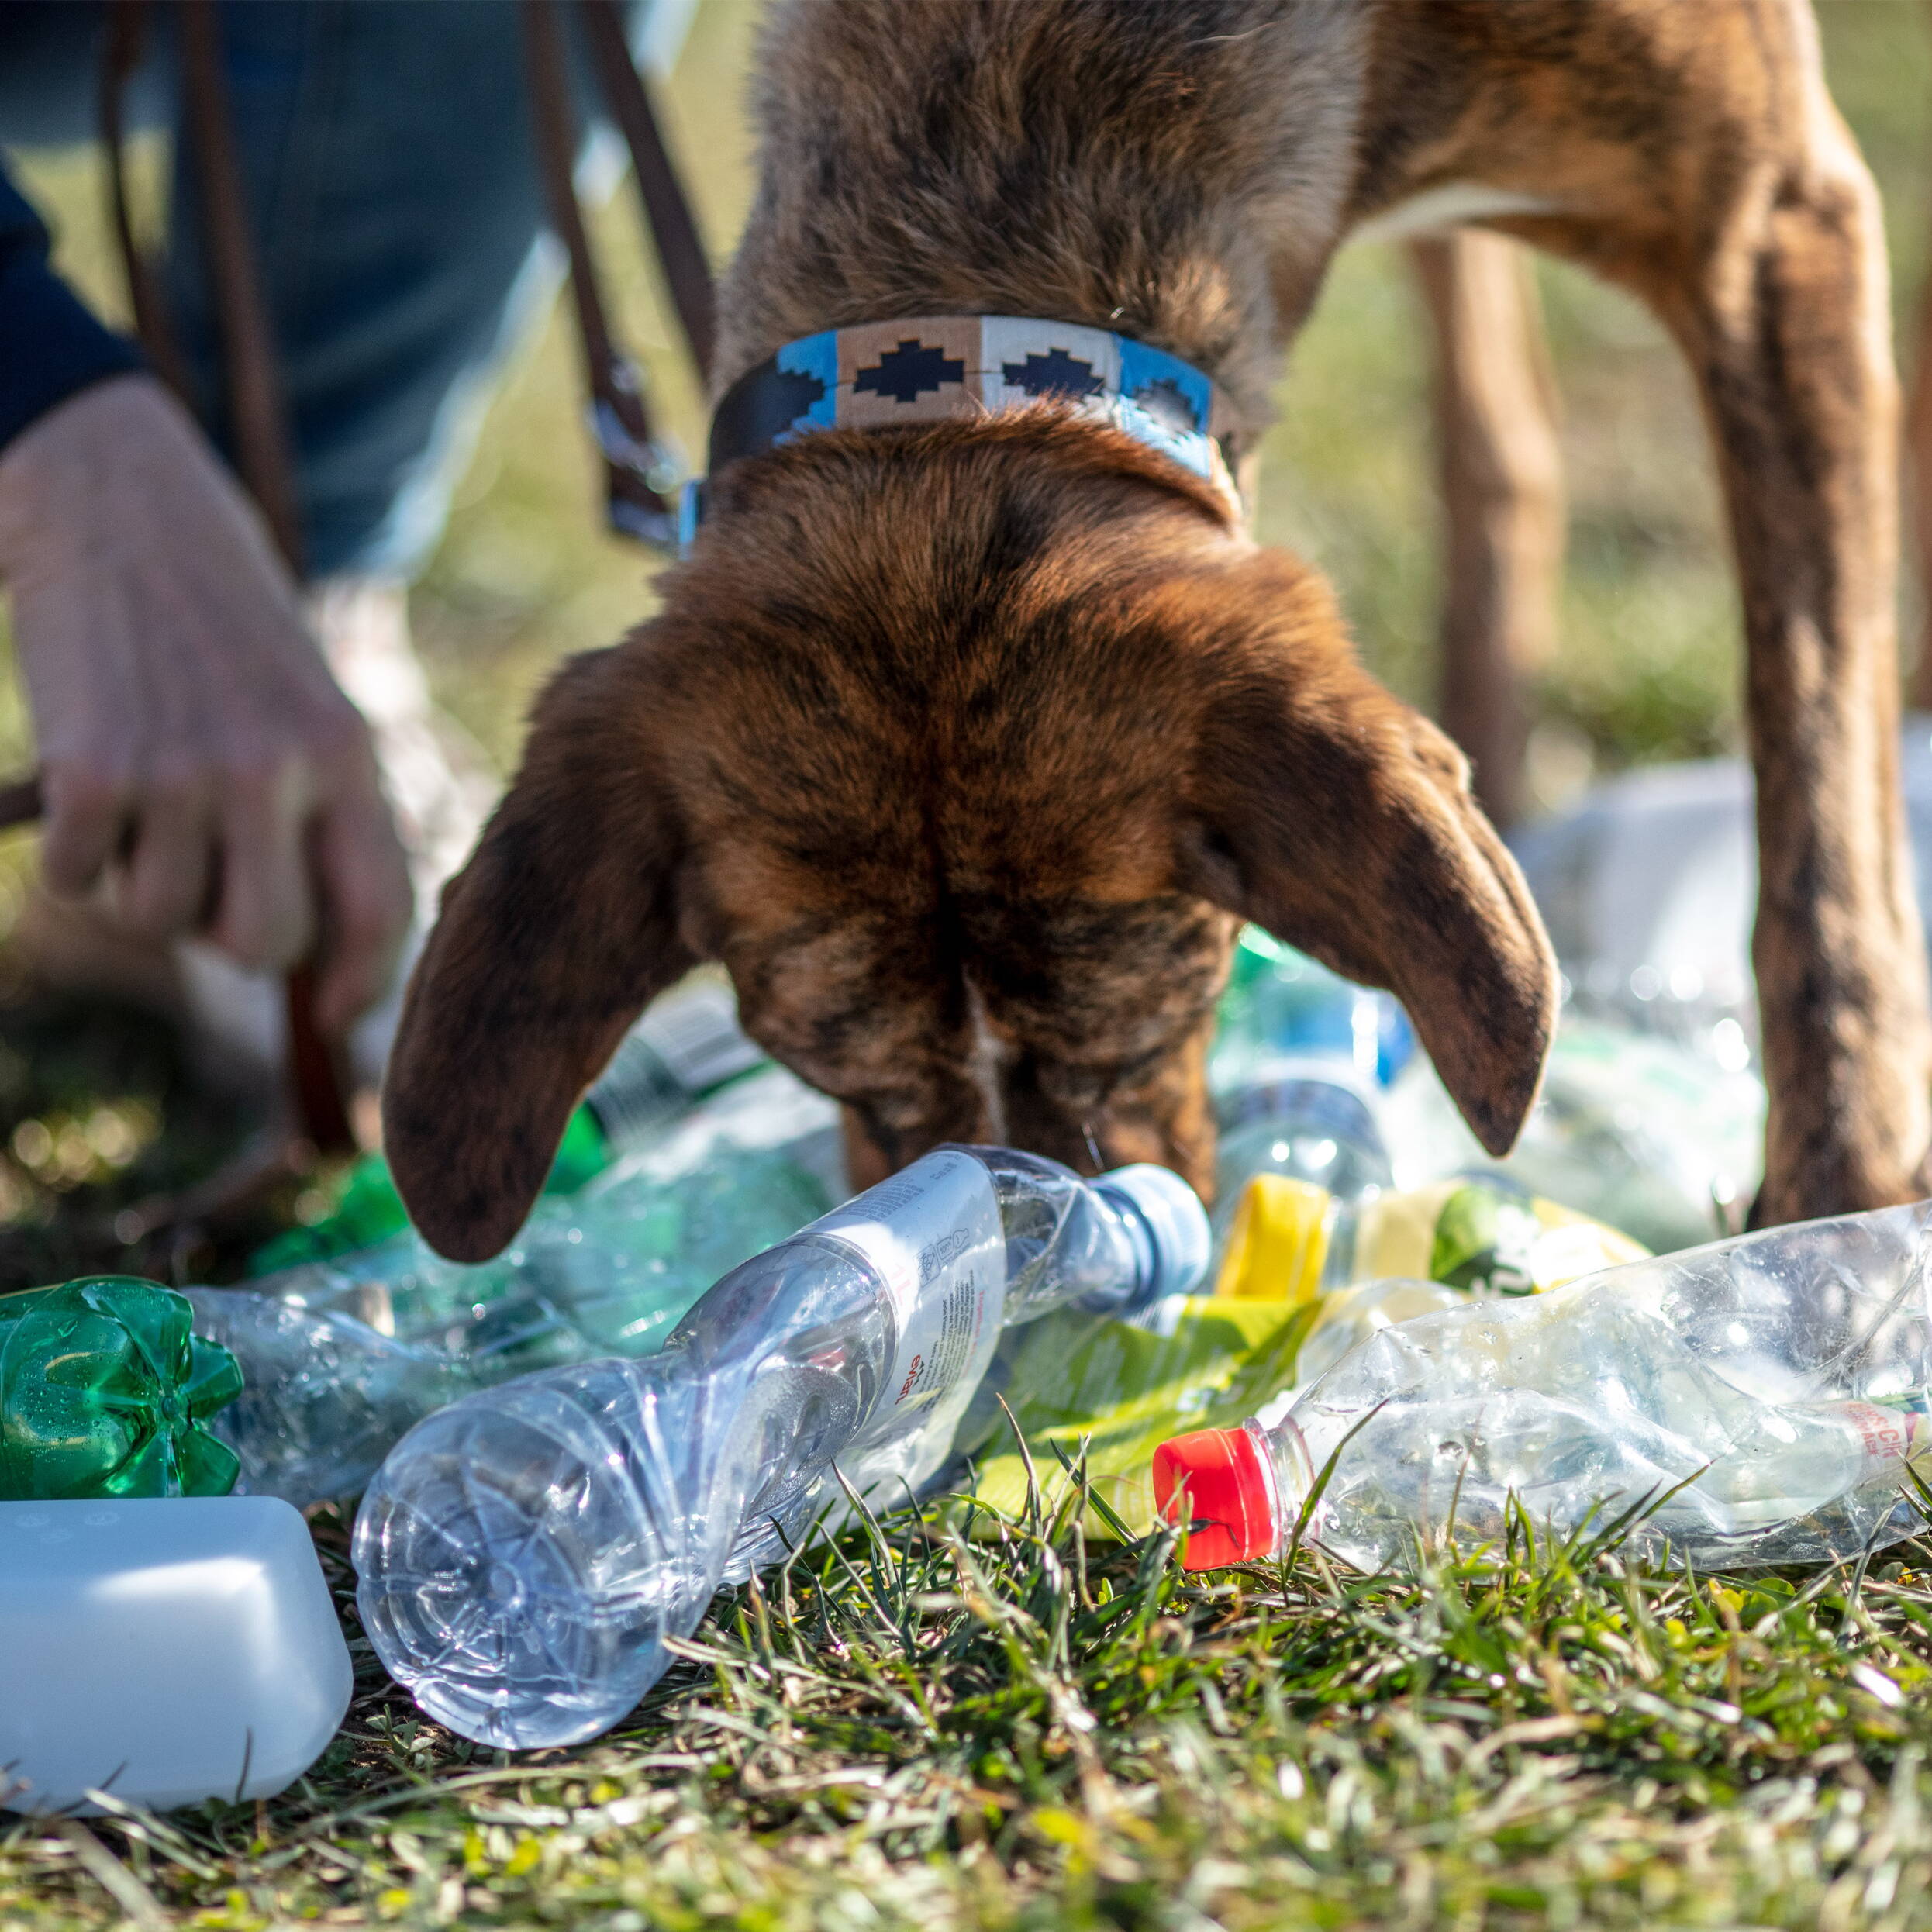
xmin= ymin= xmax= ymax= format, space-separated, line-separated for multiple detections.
xmin=161 ymin=3 xmax=554 ymax=579
xmin=0 ymin=0 xmax=688 ymax=581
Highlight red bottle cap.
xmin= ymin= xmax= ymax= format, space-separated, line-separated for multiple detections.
xmin=1151 ymin=1426 xmax=1275 ymax=1570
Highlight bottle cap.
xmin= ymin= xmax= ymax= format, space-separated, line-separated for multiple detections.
xmin=1151 ymin=1426 xmax=1276 ymax=1569
xmin=1216 ymin=1174 xmax=1333 ymax=1302
xmin=1094 ymin=1164 xmax=1211 ymax=1304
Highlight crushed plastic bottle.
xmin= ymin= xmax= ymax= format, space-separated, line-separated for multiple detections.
xmin=1379 ymin=1015 xmax=1765 ymax=1254
xmin=253 ymin=976 xmax=767 ymax=1272
xmin=1214 ymin=1172 xmax=1646 ymax=1305
xmin=1155 ymin=1202 xmax=1932 ymax=1572
xmin=1210 ymin=927 xmax=1415 ymax=1093
xmin=0 ymin=1279 xmax=243 ymax=1500
xmin=188 ymin=1132 xmax=837 ymax=1507
xmin=354 ymin=1145 xmax=1211 ymax=1748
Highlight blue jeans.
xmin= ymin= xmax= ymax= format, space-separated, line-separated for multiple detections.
xmin=0 ymin=0 xmax=688 ymax=579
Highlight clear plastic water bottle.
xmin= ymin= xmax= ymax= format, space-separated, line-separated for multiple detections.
xmin=1154 ymin=1202 xmax=1932 ymax=1572
xmin=187 ymin=1139 xmax=835 ymax=1507
xmin=354 ymin=1146 xmax=1210 ymax=1749
xmin=1210 ymin=928 xmax=1415 ymax=1093
xmin=1213 ymin=1078 xmax=1395 ymax=1235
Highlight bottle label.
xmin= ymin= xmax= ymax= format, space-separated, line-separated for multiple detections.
xmin=1840 ymin=1401 xmax=1928 ymax=1471
xmin=635 ymin=978 xmax=765 ymax=1095
xmin=809 ymin=1149 xmax=1006 ymax=1439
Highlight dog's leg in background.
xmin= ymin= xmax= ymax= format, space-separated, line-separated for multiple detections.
xmin=1910 ymin=80 xmax=1932 ymax=711
xmin=1411 ymin=232 xmax=1565 ymax=833
xmin=1659 ymin=119 xmax=1932 ymax=1221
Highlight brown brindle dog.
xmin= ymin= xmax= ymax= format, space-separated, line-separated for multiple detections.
xmin=385 ymin=0 xmax=1931 ymax=1262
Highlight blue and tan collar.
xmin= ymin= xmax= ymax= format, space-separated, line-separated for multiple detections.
xmin=684 ymin=314 xmax=1242 ymax=542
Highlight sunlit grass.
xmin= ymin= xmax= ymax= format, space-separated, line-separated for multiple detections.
xmin=10 ymin=1448 xmax=1932 ymax=1930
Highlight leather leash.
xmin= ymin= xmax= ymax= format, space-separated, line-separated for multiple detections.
xmin=71 ymin=0 xmax=357 ymax=1155
xmin=521 ymin=0 xmax=716 ymax=545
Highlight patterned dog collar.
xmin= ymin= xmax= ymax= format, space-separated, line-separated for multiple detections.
xmin=683 ymin=314 xmax=1241 ymax=543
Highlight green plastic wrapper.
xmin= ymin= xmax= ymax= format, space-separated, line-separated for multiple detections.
xmin=0 ymin=1277 xmax=244 ymax=1500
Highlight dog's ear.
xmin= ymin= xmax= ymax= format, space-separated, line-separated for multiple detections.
xmin=381 ymin=648 xmax=696 ymax=1261
xmin=1185 ymin=616 xmax=1558 ymax=1155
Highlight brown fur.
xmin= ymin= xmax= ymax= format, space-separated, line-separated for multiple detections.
xmin=387 ymin=0 xmax=1929 ymax=1259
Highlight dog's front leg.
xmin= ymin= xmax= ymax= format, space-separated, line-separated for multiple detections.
xmin=1662 ymin=134 xmax=1930 ymax=1220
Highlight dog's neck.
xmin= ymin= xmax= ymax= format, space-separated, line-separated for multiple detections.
xmin=716 ymin=3 xmax=1363 ymax=458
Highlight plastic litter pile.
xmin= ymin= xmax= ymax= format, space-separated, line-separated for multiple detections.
xmin=356 ymin=1146 xmax=1207 ymax=1747
xmin=14 ymin=754 xmax=1932 ymax=1798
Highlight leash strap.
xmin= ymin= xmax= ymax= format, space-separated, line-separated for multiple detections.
xmin=577 ymin=0 xmax=715 ymax=381
xmin=523 ymin=0 xmax=719 ymax=549
xmin=521 ymin=0 xmax=680 ymax=547
xmin=90 ymin=0 xmax=356 ymax=1154
xmin=98 ymin=0 xmax=191 ymax=407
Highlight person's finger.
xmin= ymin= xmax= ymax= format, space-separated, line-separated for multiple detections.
xmin=37 ymin=762 xmax=133 ymax=900
xmin=209 ymin=760 xmax=315 ymax=971
xmin=308 ymin=792 xmax=416 ymax=1034
xmin=112 ymin=775 xmax=216 ymax=938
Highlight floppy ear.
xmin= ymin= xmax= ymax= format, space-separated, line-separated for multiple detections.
xmin=1185 ymin=613 xmax=1558 ymax=1155
xmin=381 ymin=648 xmax=696 ymax=1261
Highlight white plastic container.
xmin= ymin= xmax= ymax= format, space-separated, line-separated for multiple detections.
xmin=0 ymin=1497 xmax=352 ymax=1815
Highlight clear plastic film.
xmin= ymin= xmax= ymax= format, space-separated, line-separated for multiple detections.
xmin=1271 ymin=1203 xmax=1932 ymax=1571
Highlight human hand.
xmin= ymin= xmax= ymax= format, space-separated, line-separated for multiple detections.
xmin=0 ymin=374 xmax=413 ymax=1032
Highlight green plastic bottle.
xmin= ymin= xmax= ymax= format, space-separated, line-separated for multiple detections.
xmin=0 ymin=1278 xmax=244 ymax=1500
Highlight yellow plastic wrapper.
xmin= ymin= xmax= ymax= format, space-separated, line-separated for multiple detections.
xmin=1216 ymin=1175 xmax=1647 ymax=1302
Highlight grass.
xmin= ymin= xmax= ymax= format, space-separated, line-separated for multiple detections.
xmin=12 ymin=1463 xmax=1932 ymax=1930
xmin=8 ymin=2 xmax=1932 ymax=1925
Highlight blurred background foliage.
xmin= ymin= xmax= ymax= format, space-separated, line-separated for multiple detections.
xmin=0 ymin=0 xmax=1928 ymax=1284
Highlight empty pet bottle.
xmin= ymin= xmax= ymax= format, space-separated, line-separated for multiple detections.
xmin=1377 ymin=1014 xmax=1765 ymax=1254
xmin=0 ymin=1278 xmax=243 ymax=1500
xmin=354 ymin=1146 xmax=1211 ymax=1749
xmin=1211 ymin=1076 xmax=1395 ymax=1246
xmin=189 ymin=1135 xmax=837 ymax=1507
xmin=1154 ymin=1202 xmax=1932 ymax=1572
xmin=252 ymin=977 xmax=768 ymax=1272
xmin=1210 ymin=926 xmax=1415 ymax=1093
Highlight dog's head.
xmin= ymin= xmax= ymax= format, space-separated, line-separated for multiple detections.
xmin=384 ymin=414 xmax=1557 ymax=1261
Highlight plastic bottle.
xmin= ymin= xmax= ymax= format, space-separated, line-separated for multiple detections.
xmin=1210 ymin=927 xmax=1415 ymax=1092
xmin=252 ymin=976 xmax=768 ymax=1271
xmin=1211 ymin=1077 xmax=1395 ymax=1243
xmin=187 ymin=1136 xmax=837 ymax=1508
xmin=1378 ymin=1015 xmax=1765 ymax=1254
xmin=1213 ymin=1171 xmax=1646 ymax=1306
xmin=354 ymin=1145 xmax=1211 ymax=1749
xmin=1506 ymin=725 xmax=1932 ymax=1039
xmin=0 ymin=1279 xmax=243 ymax=1501
xmin=1154 ymin=1202 xmax=1932 ymax=1573
xmin=0 ymin=1496 xmax=351 ymax=1815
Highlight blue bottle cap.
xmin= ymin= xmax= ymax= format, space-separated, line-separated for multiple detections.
xmin=1093 ymin=1164 xmax=1212 ymax=1306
